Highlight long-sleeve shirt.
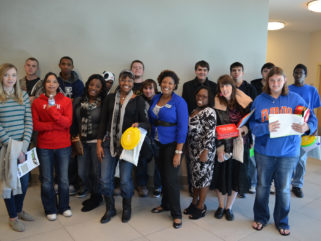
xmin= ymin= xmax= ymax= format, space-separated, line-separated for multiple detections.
xmin=0 ymin=91 xmax=33 ymax=153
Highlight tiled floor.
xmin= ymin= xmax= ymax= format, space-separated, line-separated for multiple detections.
xmin=1 ymin=158 xmax=321 ymax=241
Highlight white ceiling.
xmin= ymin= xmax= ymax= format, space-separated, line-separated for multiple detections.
xmin=269 ymin=0 xmax=321 ymax=32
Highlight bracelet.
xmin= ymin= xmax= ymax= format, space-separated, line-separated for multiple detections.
xmin=175 ymin=150 xmax=183 ymax=154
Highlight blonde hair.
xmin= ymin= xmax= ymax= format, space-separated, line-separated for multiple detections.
xmin=0 ymin=63 xmax=23 ymax=104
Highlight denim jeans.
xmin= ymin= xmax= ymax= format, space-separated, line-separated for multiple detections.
xmin=253 ymin=152 xmax=298 ymax=229
xmin=100 ymin=141 xmax=134 ymax=199
xmin=4 ymin=173 xmax=29 ymax=218
xmin=248 ymin=155 xmax=257 ymax=187
xmin=38 ymin=146 xmax=71 ymax=214
xmin=291 ymin=148 xmax=307 ymax=188
xmin=78 ymin=142 xmax=101 ymax=194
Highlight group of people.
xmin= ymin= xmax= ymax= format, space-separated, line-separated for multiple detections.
xmin=0 ymin=57 xmax=319 ymax=237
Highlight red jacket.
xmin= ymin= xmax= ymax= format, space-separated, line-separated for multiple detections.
xmin=32 ymin=93 xmax=72 ymax=149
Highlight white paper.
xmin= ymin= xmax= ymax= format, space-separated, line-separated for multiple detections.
xmin=17 ymin=148 xmax=40 ymax=178
xmin=269 ymin=114 xmax=304 ymax=138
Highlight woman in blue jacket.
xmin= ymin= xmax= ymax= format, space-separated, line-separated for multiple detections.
xmin=249 ymin=67 xmax=317 ymax=236
xmin=149 ymin=70 xmax=188 ymax=229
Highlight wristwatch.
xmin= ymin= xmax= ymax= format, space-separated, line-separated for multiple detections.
xmin=175 ymin=150 xmax=183 ymax=154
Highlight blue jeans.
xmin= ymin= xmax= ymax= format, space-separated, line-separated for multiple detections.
xmin=4 ymin=173 xmax=29 ymax=218
xmin=78 ymin=142 xmax=101 ymax=194
xmin=38 ymin=147 xmax=71 ymax=214
xmin=291 ymin=148 xmax=307 ymax=188
xmin=100 ymin=141 xmax=134 ymax=199
xmin=248 ymin=155 xmax=257 ymax=187
xmin=253 ymin=152 xmax=298 ymax=229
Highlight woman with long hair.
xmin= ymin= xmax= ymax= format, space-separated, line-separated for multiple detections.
xmin=213 ymin=74 xmax=252 ymax=221
xmin=0 ymin=63 xmax=33 ymax=232
xmin=72 ymin=74 xmax=107 ymax=211
xmin=32 ymin=72 xmax=73 ymax=221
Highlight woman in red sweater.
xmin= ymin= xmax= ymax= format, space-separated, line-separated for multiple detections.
xmin=32 ymin=72 xmax=73 ymax=221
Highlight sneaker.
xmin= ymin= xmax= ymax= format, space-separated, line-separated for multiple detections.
xmin=270 ymin=183 xmax=275 ymax=194
xmin=238 ymin=193 xmax=246 ymax=198
xmin=292 ymin=187 xmax=304 ymax=198
xmin=9 ymin=218 xmax=25 ymax=232
xmin=63 ymin=209 xmax=72 ymax=217
xmin=54 ymin=184 xmax=58 ymax=194
xmin=17 ymin=210 xmax=34 ymax=221
xmin=249 ymin=186 xmax=256 ymax=194
xmin=76 ymin=188 xmax=89 ymax=198
xmin=137 ymin=186 xmax=148 ymax=197
xmin=46 ymin=214 xmax=57 ymax=221
xmin=153 ymin=188 xmax=161 ymax=198
xmin=69 ymin=185 xmax=77 ymax=196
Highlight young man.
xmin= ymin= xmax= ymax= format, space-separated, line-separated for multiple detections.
xmin=57 ymin=56 xmax=84 ymax=196
xmin=182 ymin=60 xmax=217 ymax=114
xmin=58 ymin=56 xmax=84 ymax=100
xmin=130 ymin=60 xmax=144 ymax=95
xmin=19 ymin=57 xmax=42 ymax=103
xmin=182 ymin=60 xmax=217 ymax=195
xmin=102 ymin=71 xmax=115 ymax=94
xmin=251 ymin=62 xmax=275 ymax=95
xmin=230 ymin=62 xmax=257 ymax=100
xmin=229 ymin=62 xmax=257 ymax=198
xmin=290 ymin=64 xmax=321 ymax=198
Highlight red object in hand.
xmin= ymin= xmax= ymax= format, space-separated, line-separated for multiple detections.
xmin=294 ymin=105 xmax=310 ymax=122
xmin=216 ymin=124 xmax=239 ymax=140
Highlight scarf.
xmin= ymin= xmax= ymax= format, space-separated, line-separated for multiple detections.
xmin=110 ymin=90 xmax=133 ymax=157
xmin=80 ymin=97 xmax=101 ymax=140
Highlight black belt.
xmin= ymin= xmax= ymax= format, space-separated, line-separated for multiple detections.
xmin=154 ymin=120 xmax=176 ymax=127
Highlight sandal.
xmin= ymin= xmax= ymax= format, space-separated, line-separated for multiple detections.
xmin=188 ymin=207 xmax=206 ymax=220
xmin=151 ymin=206 xmax=168 ymax=213
xmin=183 ymin=203 xmax=196 ymax=215
xmin=252 ymin=221 xmax=264 ymax=231
xmin=279 ymin=228 xmax=290 ymax=236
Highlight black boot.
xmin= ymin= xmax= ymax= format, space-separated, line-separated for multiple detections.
xmin=100 ymin=196 xmax=116 ymax=223
xmin=121 ymin=198 xmax=131 ymax=223
xmin=81 ymin=193 xmax=103 ymax=212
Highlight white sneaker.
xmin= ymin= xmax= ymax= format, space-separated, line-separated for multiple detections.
xmin=47 ymin=214 xmax=57 ymax=221
xmin=249 ymin=186 xmax=256 ymax=194
xmin=63 ymin=209 xmax=72 ymax=217
xmin=270 ymin=182 xmax=275 ymax=194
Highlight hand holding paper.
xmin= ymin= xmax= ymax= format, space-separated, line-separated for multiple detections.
xmin=269 ymin=114 xmax=304 ymax=138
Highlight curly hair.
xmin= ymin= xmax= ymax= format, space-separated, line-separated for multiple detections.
xmin=82 ymin=74 xmax=107 ymax=101
xmin=157 ymin=70 xmax=179 ymax=90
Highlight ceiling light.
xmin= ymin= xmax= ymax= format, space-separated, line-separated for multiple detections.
xmin=307 ymin=0 xmax=321 ymax=12
xmin=268 ymin=21 xmax=285 ymax=31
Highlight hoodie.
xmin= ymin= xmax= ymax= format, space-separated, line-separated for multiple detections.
xmin=32 ymin=93 xmax=73 ymax=149
xmin=58 ymin=71 xmax=84 ymax=99
xmin=249 ymin=92 xmax=317 ymax=157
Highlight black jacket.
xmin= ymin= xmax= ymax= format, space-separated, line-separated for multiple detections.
xmin=182 ymin=77 xmax=217 ymax=114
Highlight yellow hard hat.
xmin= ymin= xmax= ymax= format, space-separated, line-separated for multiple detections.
xmin=301 ymin=135 xmax=316 ymax=147
xmin=121 ymin=127 xmax=142 ymax=150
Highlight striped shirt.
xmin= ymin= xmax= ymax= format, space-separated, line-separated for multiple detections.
xmin=0 ymin=91 xmax=33 ymax=152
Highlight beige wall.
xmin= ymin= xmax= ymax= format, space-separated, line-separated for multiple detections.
xmin=0 ymin=0 xmax=269 ymax=94
xmin=266 ymin=31 xmax=311 ymax=85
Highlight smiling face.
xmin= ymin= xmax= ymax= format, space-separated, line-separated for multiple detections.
xmin=45 ymin=74 xmax=59 ymax=96
xmin=2 ymin=68 xmax=17 ymax=90
xmin=119 ymin=76 xmax=134 ymax=94
xmin=88 ymin=78 xmax=102 ymax=99
xmin=293 ymin=68 xmax=306 ymax=86
xmin=220 ymin=84 xmax=233 ymax=101
xmin=142 ymin=84 xmax=155 ymax=100
xmin=195 ymin=88 xmax=209 ymax=108
xmin=160 ymin=76 xmax=176 ymax=96
xmin=268 ymin=74 xmax=285 ymax=96
xmin=195 ymin=66 xmax=208 ymax=82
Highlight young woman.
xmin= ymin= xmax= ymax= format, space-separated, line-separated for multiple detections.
xmin=184 ymin=86 xmax=216 ymax=219
xmin=71 ymin=74 xmax=107 ymax=211
xmin=32 ymin=72 xmax=73 ymax=221
xmin=149 ymin=70 xmax=188 ymax=229
xmin=135 ymin=79 xmax=162 ymax=197
xmin=0 ymin=63 xmax=33 ymax=232
xmin=213 ymin=75 xmax=252 ymax=221
xmin=249 ymin=67 xmax=317 ymax=236
xmin=97 ymin=70 xmax=149 ymax=224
